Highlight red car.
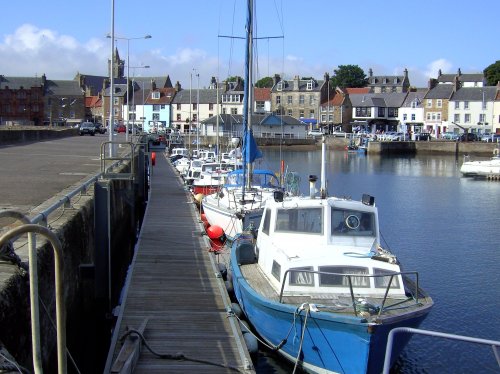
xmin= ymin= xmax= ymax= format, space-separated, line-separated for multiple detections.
xmin=116 ymin=124 xmax=126 ymax=133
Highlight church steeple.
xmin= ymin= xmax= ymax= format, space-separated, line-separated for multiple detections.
xmin=108 ymin=47 xmax=125 ymax=79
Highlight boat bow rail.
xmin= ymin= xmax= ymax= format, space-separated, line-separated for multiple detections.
xmin=275 ymin=268 xmax=428 ymax=319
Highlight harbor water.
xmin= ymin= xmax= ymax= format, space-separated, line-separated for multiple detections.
xmin=249 ymin=148 xmax=500 ymax=373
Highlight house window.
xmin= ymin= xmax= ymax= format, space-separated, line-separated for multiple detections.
xmin=153 ymin=105 xmax=160 ymax=111
xmin=231 ymin=108 xmax=237 ymax=115
xmin=114 ymin=97 xmax=120 ymax=105
xmin=378 ymin=107 xmax=386 ymax=117
xmin=464 ymin=101 xmax=469 ymax=109
xmin=287 ymin=96 xmax=293 ymax=105
xmin=388 ymin=108 xmax=398 ymax=117
xmin=479 ymin=114 xmax=486 ymax=123
xmin=403 ymin=114 xmax=407 ymax=121
xmin=193 ymin=114 xmax=197 ymax=121
xmin=287 ymin=109 xmax=293 ymax=116
xmin=381 ymin=87 xmax=387 ymax=93
xmin=276 ymin=96 xmax=281 ymax=105
xmin=426 ymin=99 xmax=432 ymax=108
xmin=464 ymin=114 xmax=470 ymax=123
xmin=299 ymin=110 xmax=304 ymax=117
xmin=309 ymin=95 xmax=314 ymax=105
xmin=176 ymin=114 xmax=181 ymax=121
xmin=152 ymin=113 xmax=160 ymax=121
xmin=310 ymin=109 xmax=315 ymax=118
xmin=355 ymin=107 xmax=371 ymax=117
xmin=454 ymin=101 xmax=459 ymax=109
xmin=193 ymin=103 xmax=197 ymax=110
xmin=307 ymin=81 xmax=313 ymax=90
xmin=277 ymin=82 xmax=283 ymax=91
xmin=299 ymin=95 xmax=305 ymax=105
xmin=152 ymin=91 xmax=160 ymax=99
xmin=411 ymin=114 xmax=415 ymax=121
xmin=454 ymin=113 xmax=460 ymax=122
xmin=177 ymin=103 xmax=181 ymax=110
xmin=209 ymin=103 xmax=214 ymax=111
xmin=256 ymin=101 xmax=264 ymax=110
xmin=436 ymin=99 xmax=442 ymax=108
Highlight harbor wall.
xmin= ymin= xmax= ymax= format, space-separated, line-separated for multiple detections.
xmin=0 ymin=163 xmax=143 ymax=372
xmin=0 ymin=127 xmax=78 ymax=145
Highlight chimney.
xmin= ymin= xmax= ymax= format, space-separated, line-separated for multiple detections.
xmin=41 ymin=73 xmax=47 ymax=86
xmin=151 ymin=79 xmax=156 ymax=90
xmin=457 ymin=68 xmax=462 ymax=76
xmin=175 ymin=81 xmax=181 ymax=91
xmin=324 ymin=72 xmax=330 ymax=83
xmin=369 ymin=68 xmax=373 ymax=77
xmin=293 ymin=75 xmax=300 ymax=90
xmin=438 ymin=69 xmax=442 ymax=77
xmin=273 ymin=74 xmax=281 ymax=86
xmin=428 ymin=78 xmax=437 ymax=90
xmin=404 ymin=68 xmax=408 ymax=79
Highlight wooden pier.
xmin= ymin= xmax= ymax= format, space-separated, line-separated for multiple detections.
xmin=104 ymin=152 xmax=254 ymax=373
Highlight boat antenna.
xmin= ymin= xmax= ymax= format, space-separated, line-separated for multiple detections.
xmin=320 ymin=134 xmax=327 ymax=198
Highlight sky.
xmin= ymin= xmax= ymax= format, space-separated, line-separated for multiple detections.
xmin=0 ymin=0 xmax=498 ymax=89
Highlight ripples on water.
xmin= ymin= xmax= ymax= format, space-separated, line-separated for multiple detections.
xmin=251 ymin=149 xmax=500 ymax=373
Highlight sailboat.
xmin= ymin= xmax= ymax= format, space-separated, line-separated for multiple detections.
xmin=229 ymin=138 xmax=434 ymax=373
xmin=201 ymin=0 xmax=282 ymax=241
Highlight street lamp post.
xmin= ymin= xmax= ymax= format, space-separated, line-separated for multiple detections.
xmin=107 ymin=33 xmax=151 ymax=142
xmin=196 ymin=71 xmax=200 ymax=152
xmin=129 ymin=66 xmax=149 ymax=136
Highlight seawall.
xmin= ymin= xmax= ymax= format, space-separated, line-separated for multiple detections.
xmin=0 ymin=127 xmax=78 ymax=145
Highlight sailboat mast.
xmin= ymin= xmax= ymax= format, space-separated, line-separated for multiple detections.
xmin=242 ymin=0 xmax=254 ymax=194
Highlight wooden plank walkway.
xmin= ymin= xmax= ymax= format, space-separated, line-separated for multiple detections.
xmin=105 ymin=152 xmax=254 ymax=373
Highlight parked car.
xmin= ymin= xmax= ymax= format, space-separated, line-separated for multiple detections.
xmin=459 ymin=133 xmax=478 ymax=142
xmin=79 ymin=122 xmax=96 ymax=136
xmin=441 ymin=132 xmax=460 ymax=141
xmin=94 ymin=123 xmax=106 ymax=134
xmin=115 ymin=124 xmax=126 ymax=133
xmin=308 ymin=129 xmax=324 ymax=137
xmin=481 ymin=133 xmax=500 ymax=143
xmin=414 ymin=132 xmax=431 ymax=141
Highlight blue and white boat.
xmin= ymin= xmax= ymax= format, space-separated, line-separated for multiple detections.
xmin=229 ymin=142 xmax=433 ymax=373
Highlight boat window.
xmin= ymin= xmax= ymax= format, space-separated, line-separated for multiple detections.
xmin=271 ymin=260 xmax=281 ymax=281
xmin=275 ymin=207 xmax=322 ymax=234
xmin=261 ymin=209 xmax=271 ymax=235
xmin=318 ymin=266 xmax=370 ymax=288
xmin=331 ymin=208 xmax=375 ymax=237
xmin=289 ymin=266 xmax=314 ymax=286
xmin=373 ymin=268 xmax=400 ymax=288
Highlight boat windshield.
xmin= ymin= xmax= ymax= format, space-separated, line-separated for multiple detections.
xmin=331 ymin=208 xmax=375 ymax=237
xmin=225 ymin=171 xmax=280 ymax=188
xmin=275 ymin=207 xmax=322 ymax=234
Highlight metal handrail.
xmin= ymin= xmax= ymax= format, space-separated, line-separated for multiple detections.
xmin=0 ymin=224 xmax=66 ymax=374
xmin=382 ymin=327 xmax=500 ymax=373
xmin=278 ymin=269 xmax=422 ymax=317
xmin=0 ymin=211 xmax=42 ymax=374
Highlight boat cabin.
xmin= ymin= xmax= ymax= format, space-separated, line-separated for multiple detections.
xmin=254 ymin=197 xmax=407 ymax=298
xmin=225 ymin=169 xmax=280 ymax=189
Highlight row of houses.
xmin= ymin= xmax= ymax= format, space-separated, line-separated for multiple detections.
xmin=1 ymin=48 xmax=499 ymax=139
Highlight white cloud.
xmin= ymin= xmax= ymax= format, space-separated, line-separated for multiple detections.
xmin=425 ymin=59 xmax=453 ymax=79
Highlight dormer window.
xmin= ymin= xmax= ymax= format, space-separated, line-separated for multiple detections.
xmin=152 ymin=91 xmax=160 ymax=100
xmin=394 ymin=78 xmax=399 ymax=84
xmin=307 ymin=80 xmax=313 ymax=90
xmin=383 ymin=78 xmax=388 ymax=84
xmin=277 ymin=82 xmax=283 ymax=91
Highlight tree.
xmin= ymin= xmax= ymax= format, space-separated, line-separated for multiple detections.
xmin=255 ymin=76 xmax=274 ymax=88
xmin=330 ymin=65 xmax=368 ymax=88
xmin=484 ymin=61 xmax=500 ymax=86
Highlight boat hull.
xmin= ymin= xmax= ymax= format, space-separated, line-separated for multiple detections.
xmin=230 ymin=242 xmax=432 ymax=374
xmin=202 ymin=198 xmax=263 ymax=241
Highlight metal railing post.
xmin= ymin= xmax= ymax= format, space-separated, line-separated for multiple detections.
xmin=0 ymin=224 xmax=67 ymax=374
xmin=0 ymin=211 xmax=43 ymax=374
